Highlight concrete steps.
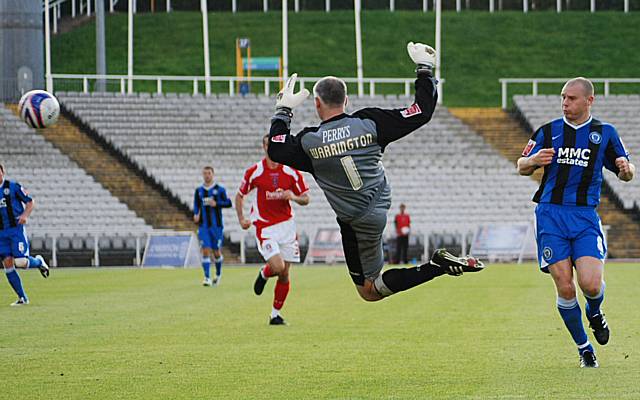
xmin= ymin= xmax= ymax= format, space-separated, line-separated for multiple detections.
xmin=38 ymin=114 xmax=193 ymax=230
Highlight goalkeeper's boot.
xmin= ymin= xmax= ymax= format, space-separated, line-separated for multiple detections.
xmin=269 ymin=315 xmax=287 ymax=326
xmin=10 ymin=297 xmax=29 ymax=307
xmin=579 ymin=350 xmax=599 ymax=368
xmin=254 ymin=269 xmax=268 ymax=295
xmin=36 ymin=255 xmax=50 ymax=278
xmin=202 ymin=278 xmax=212 ymax=287
xmin=588 ymin=313 xmax=610 ymax=345
xmin=430 ymin=248 xmax=485 ymax=276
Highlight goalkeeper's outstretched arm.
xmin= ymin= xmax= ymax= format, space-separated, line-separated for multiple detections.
xmin=352 ymin=42 xmax=439 ymax=150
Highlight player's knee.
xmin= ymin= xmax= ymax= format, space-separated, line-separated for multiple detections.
xmin=556 ymin=282 xmax=576 ymax=299
xmin=268 ymin=256 xmax=286 ymax=274
xmin=202 ymin=248 xmax=212 ymax=257
xmin=1 ymin=257 xmax=13 ymax=268
xmin=14 ymin=257 xmax=28 ymax=268
xmin=580 ymin=279 xmax=601 ymax=298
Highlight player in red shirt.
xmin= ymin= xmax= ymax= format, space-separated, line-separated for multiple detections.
xmin=235 ymin=135 xmax=310 ymax=325
xmin=394 ymin=203 xmax=411 ymax=264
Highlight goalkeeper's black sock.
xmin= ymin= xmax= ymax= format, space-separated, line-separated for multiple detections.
xmin=376 ymin=263 xmax=445 ymax=296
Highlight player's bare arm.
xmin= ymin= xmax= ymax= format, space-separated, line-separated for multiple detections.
xmin=517 ymin=148 xmax=555 ymax=176
xmin=17 ymin=199 xmax=34 ymax=225
xmin=615 ymin=157 xmax=635 ymax=181
xmin=280 ymin=189 xmax=310 ymax=206
xmin=234 ymin=193 xmax=251 ymax=230
xmin=193 ymin=213 xmax=200 ymax=224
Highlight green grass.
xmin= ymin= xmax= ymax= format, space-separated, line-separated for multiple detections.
xmin=51 ymin=11 xmax=640 ymax=106
xmin=3 ymin=264 xmax=640 ymax=399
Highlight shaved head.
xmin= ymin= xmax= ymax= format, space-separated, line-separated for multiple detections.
xmin=561 ymin=77 xmax=595 ymax=125
xmin=562 ymin=77 xmax=594 ymax=97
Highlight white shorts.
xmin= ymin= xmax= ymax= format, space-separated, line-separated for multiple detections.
xmin=256 ymin=219 xmax=300 ymax=263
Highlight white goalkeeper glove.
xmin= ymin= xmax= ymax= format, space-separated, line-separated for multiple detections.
xmin=275 ymin=73 xmax=310 ymax=116
xmin=407 ymin=42 xmax=436 ymax=75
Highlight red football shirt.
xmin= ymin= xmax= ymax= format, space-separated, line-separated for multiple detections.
xmin=395 ymin=213 xmax=411 ymax=237
xmin=238 ymin=158 xmax=309 ymax=229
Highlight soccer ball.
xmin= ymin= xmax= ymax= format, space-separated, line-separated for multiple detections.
xmin=18 ymin=90 xmax=60 ymax=129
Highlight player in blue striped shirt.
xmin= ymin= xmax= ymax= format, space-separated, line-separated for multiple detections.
xmin=194 ymin=166 xmax=232 ymax=286
xmin=0 ymin=164 xmax=49 ymax=306
xmin=517 ymin=77 xmax=635 ymax=368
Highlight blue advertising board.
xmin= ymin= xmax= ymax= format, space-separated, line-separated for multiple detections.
xmin=142 ymin=232 xmax=201 ymax=268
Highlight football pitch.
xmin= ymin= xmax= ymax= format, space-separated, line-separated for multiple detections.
xmin=3 ymin=264 xmax=639 ymax=399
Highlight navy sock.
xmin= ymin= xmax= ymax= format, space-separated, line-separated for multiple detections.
xmin=214 ymin=256 xmax=223 ymax=278
xmin=202 ymin=257 xmax=211 ymax=279
xmin=27 ymin=256 xmax=42 ymax=268
xmin=557 ymin=297 xmax=590 ymax=353
xmin=585 ymin=281 xmax=605 ymax=318
xmin=578 ymin=342 xmax=595 ymax=356
xmin=5 ymin=267 xmax=27 ymax=300
xmin=377 ymin=263 xmax=445 ymax=295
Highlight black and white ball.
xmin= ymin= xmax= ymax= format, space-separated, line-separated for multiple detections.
xmin=18 ymin=90 xmax=60 ymax=129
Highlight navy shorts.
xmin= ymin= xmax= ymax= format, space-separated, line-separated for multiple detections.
xmin=0 ymin=226 xmax=31 ymax=259
xmin=198 ymin=227 xmax=224 ymax=250
xmin=534 ymin=203 xmax=606 ymax=273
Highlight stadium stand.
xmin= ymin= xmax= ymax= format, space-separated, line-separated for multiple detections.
xmin=0 ymin=104 xmax=151 ymax=263
xmin=514 ymin=95 xmax=640 ymax=210
xmin=57 ymin=91 xmax=540 ymax=245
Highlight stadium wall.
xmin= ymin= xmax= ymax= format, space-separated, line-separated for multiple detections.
xmin=0 ymin=0 xmax=45 ymax=101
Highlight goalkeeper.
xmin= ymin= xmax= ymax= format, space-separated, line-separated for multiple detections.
xmin=265 ymin=42 xmax=485 ymax=302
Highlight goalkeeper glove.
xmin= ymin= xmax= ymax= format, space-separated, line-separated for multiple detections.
xmin=275 ymin=73 xmax=310 ymax=117
xmin=407 ymin=42 xmax=436 ymax=75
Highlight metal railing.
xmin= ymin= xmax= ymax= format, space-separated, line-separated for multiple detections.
xmin=45 ymin=0 xmax=633 ymax=15
xmin=44 ymin=0 xmax=120 ymax=15
xmin=50 ymin=73 xmax=443 ymax=99
xmin=30 ymin=228 xmax=152 ymax=267
xmin=499 ymin=77 xmax=640 ymax=109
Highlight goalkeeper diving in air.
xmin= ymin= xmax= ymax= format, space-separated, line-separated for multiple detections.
xmin=265 ymin=42 xmax=485 ymax=302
